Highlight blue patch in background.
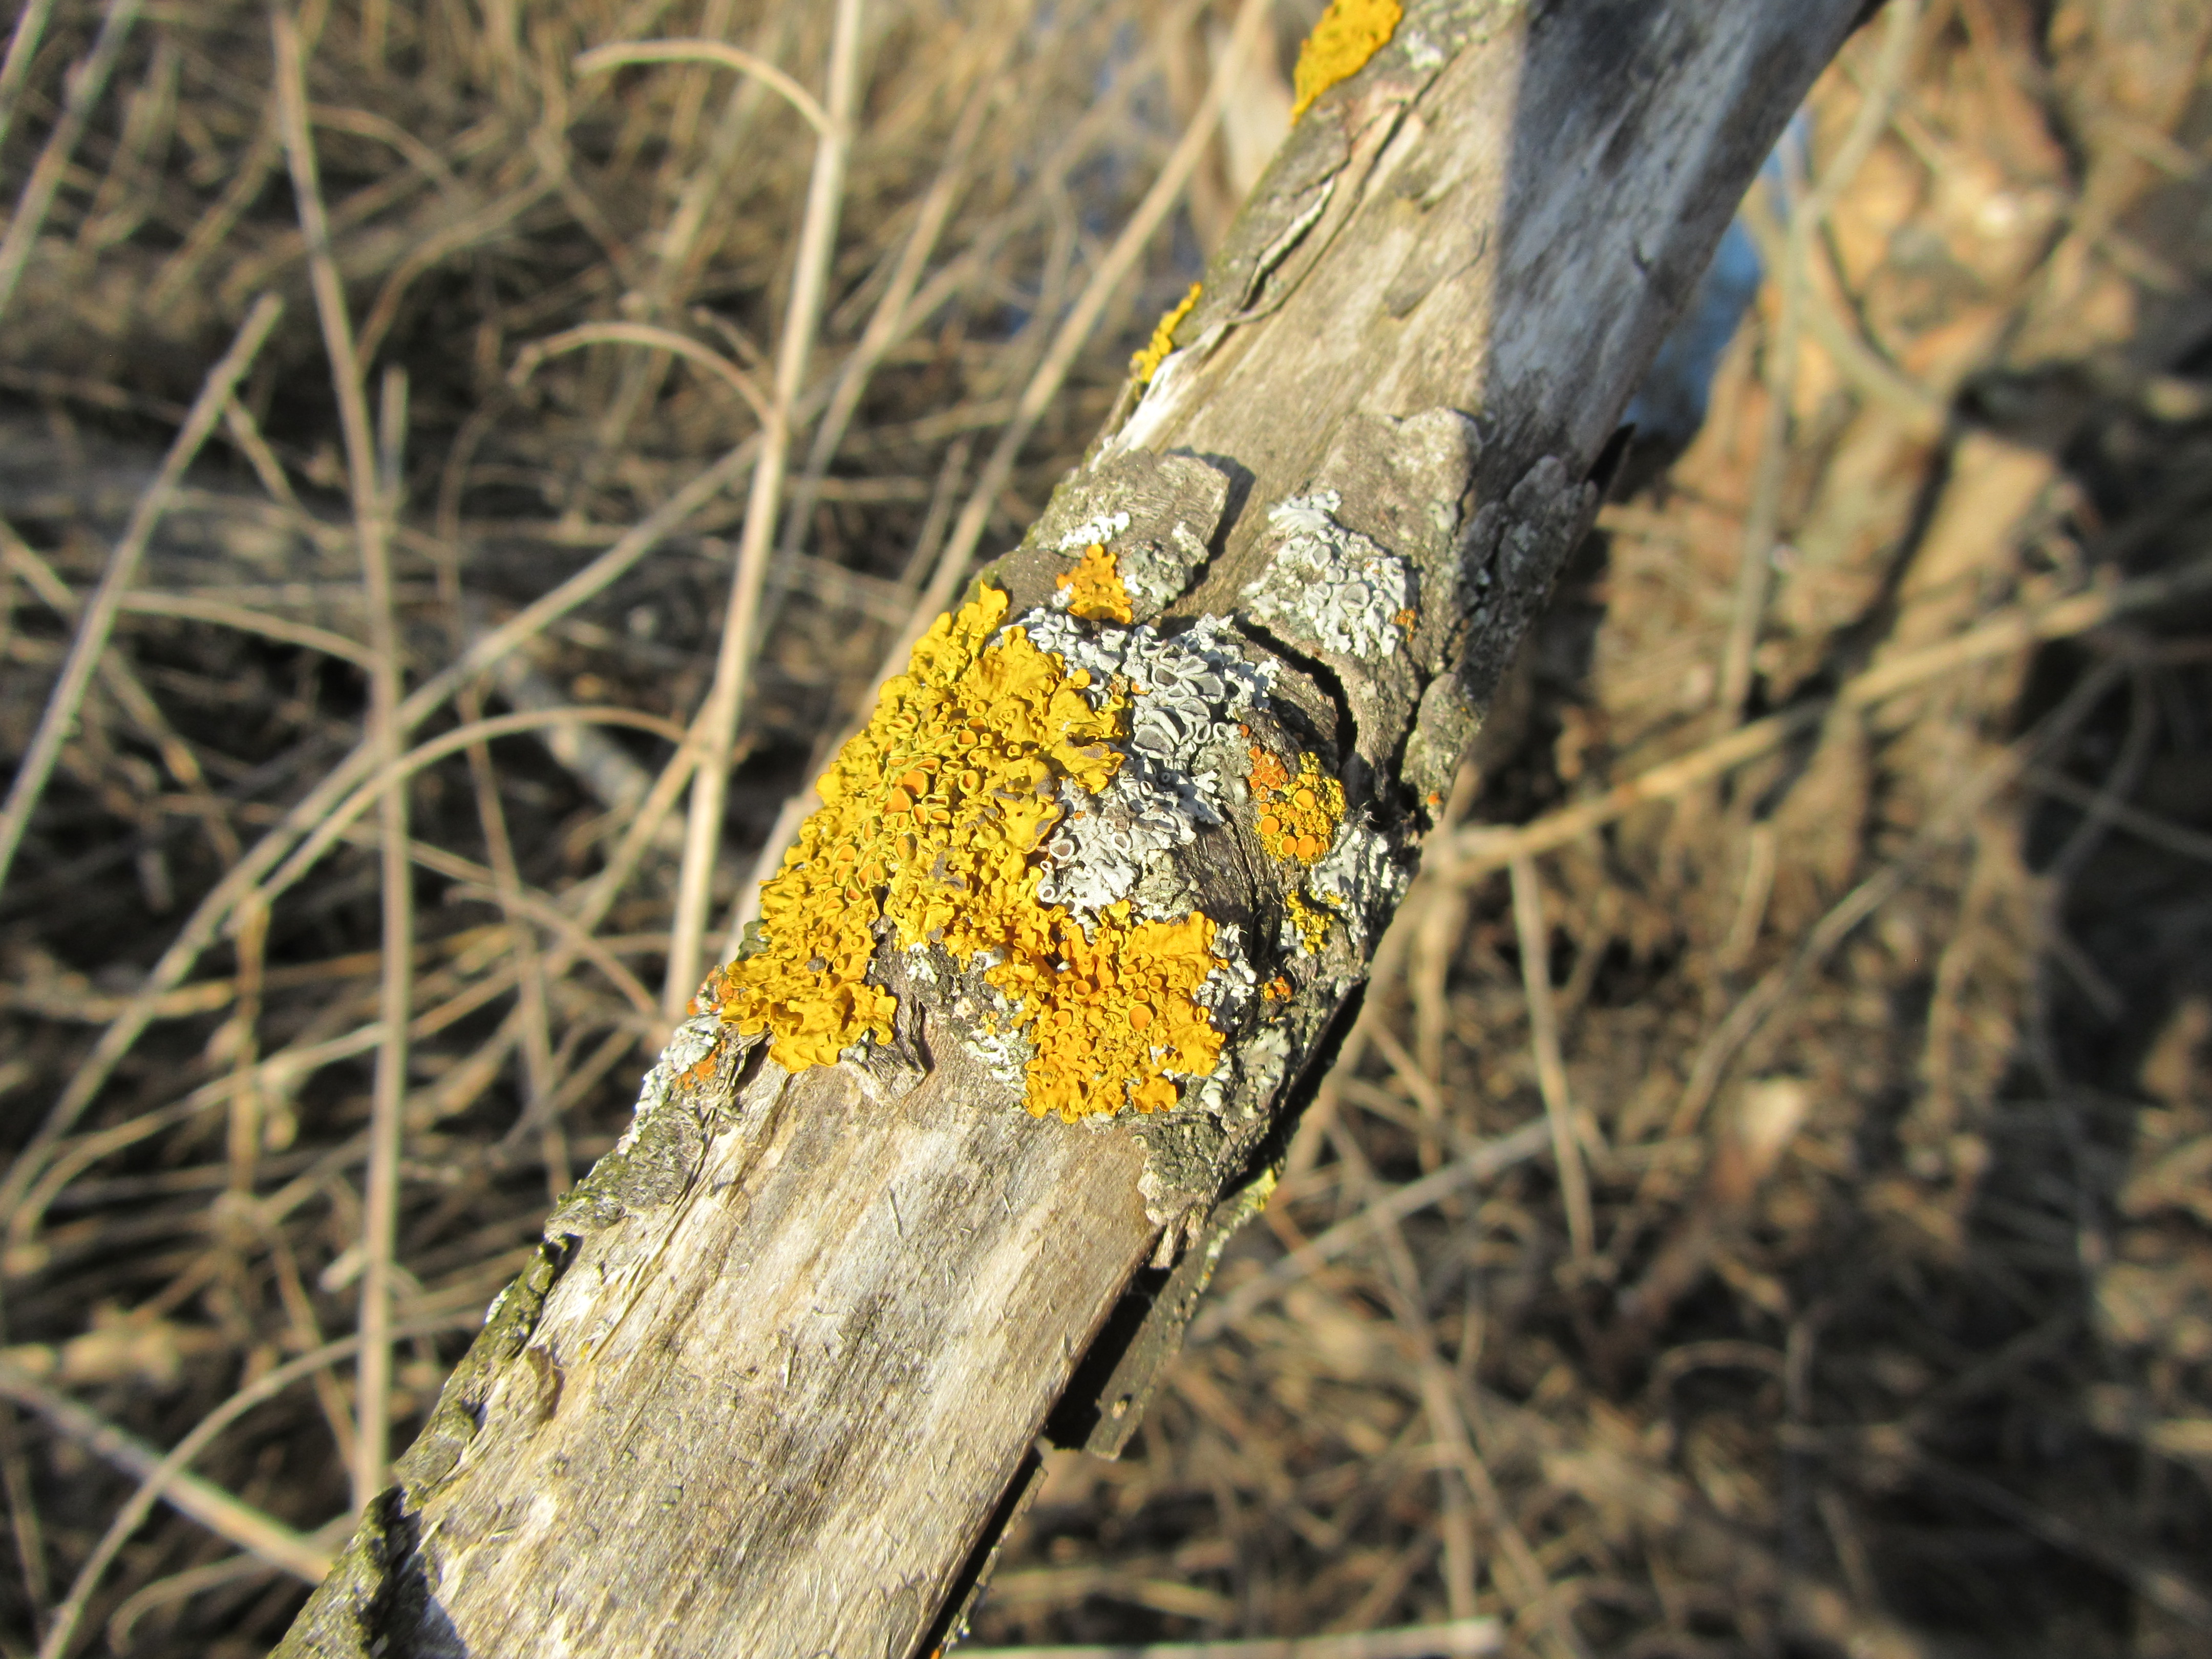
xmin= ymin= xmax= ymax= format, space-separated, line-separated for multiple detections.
xmin=1621 ymin=114 xmax=1808 ymax=461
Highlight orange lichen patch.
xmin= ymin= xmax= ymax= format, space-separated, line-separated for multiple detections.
xmin=1247 ymin=747 xmax=1290 ymax=795
xmin=1056 ymin=544 xmax=1135 ymax=624
xmin=1394 ymin=607 xmax=1418 ymax=633
xmin=1284 ymin=889 xmax=1334 ymax=954
xmin=1249 ymin=748 xmax=1344 ymax=867
xmin=1130 ymin=282 xmax=1201 ymax=387
xmin=1290 ymin=0 xmax=1402 ymax=119
xmin=991 ymin=904 xmax=1225 ymax=1121
xmin=714 ymin=583 xmax=1230 ymax=1121
xmin=1262 ymin=974 xmax=1293 ymax=1003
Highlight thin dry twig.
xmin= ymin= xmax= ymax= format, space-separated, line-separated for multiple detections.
xmin=31 ymin=1317 xmax=471 ymax=1659
xmin=509 ymin=321 xmax=775 ymax=429
xmin=1446 ymin=555 xmax=2212 ymax=882
xmin=572 ymin=37 xmax=832 ymax=134
xmin=894 ymin=0 xmax=1277 ymax=654
xmin=1190 ymin=1121 xmax=1551 ymax=1343
xmin=0 ymin=0 xmax=59 ymax=153
xmin=1715 ymin=0 xmax=1924 ymax=720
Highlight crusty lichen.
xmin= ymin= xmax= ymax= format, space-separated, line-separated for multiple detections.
xmin=712 ymin=584 xmax=1239 ymax=1122
xmin=1130 ymin=282 xmax=1201 ymax=387
xmin=1283 ymin=889 xmax=1335 ymax=954
xmin=1055 ymin=544 xmax=1135 ymax=624
xmin=1290 ymin=0 xmax=1403 ymax=119
xmin=1244 ymin=741 xmax=1406 ymax=956
xmin=1248 ymin=748 xmax=1344 ymax=866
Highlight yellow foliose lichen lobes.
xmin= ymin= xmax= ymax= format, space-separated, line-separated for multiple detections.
xmin=714 ymin=583 xmax=1230 ymax=1121
xmin=1056 ymin=544 xmax=1135 ymax=624
xmin=1283 ymin=890 xmax=1335 ymax=954
xmin=1129 ymin=282 xmax=1201 ymax=387
xmin=1290 ymin=0 xmax=1404 ymax=120
xmin=1249 ymin=748 xmax=1344 ymax=866
xmin=989 ymin=905 xmax=1225 ymax=1122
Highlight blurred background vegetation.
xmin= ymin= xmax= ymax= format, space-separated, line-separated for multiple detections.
xmin=0 ymin=0 xmax=2208 ymax=1654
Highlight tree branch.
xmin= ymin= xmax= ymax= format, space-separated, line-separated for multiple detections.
xmin=274 ymin=2 xmax=1865 ymax=1653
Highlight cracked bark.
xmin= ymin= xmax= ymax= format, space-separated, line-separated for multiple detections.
xmin=274 ymin=2 xmax=1864 ymax=1654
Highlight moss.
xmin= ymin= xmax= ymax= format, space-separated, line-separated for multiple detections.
xmin=1290 ymin=0 xmax=1403 ymax=120
xmin=714 ymin=584 xmax=1230 ymax=1122
xmin=1129 ymin=282 xmax=1201 ymax=387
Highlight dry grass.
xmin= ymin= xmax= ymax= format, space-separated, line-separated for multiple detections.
xmin=0 ymin=1 xmax=2206 ymax=1656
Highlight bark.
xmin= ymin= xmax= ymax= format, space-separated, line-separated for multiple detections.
xmin=275 ymin=2 xmax=1864 ymax=1654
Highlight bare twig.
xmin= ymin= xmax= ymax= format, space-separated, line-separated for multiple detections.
xmin=1189 ymin=1120 xmax=1551 ymax=1343
xmin=509 ymin=321 xmax=775 ymax=429
xmin=1715 ymin=0 xmax=1924 ymax=719
xmin=2028 ymin=763 xmax=2212 ymax=868
xmin=893 ymin=0 xmax=1276 ymax=656
xmin=0 ymin=0 xmax=59 ymax=153
xmin=572 ymin=37 xmax=832 ymax=134
xmin=31 ymin=1318 xmax=471 ymax=1659
xmin=1715 ymin=145 xmax=1807 ymax=722
xmin=1446 ymin=555 xmax=2212 ymax=882
xmin=1663 ymin=659 xmax=2123 ymax=1143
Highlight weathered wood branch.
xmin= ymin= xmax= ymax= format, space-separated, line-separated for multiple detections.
xmin=276 ymin=2 xmax=1864 ymax=1653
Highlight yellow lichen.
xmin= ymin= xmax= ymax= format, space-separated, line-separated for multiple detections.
xmin=714 ymin=584 xmax=1228 ymax=1121
xmin=1284 ymin=890 xmax=1334 ymax=954
xmin=1130 ymin=282 xmax=1201 ymax=387
xmin=991 ymin=903 xmax=1224 ymax=1122
xmin=1290 ymin=0 xmax=1403 ymax=120
xmin=1056 ymin=544 xmax=1135 ymax=624
xmin=1249 ymin=748 xmax=1344 ymax=866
